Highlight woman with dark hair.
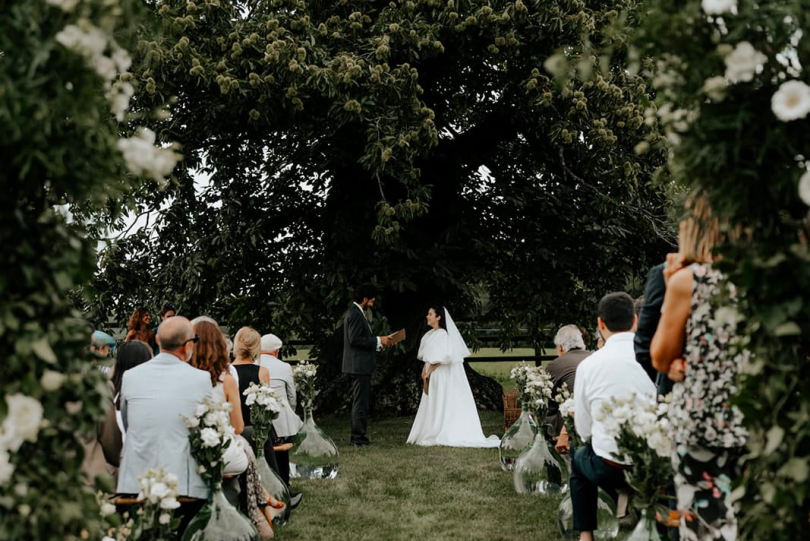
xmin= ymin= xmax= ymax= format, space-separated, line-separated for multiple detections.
xmin=125 ymin=307 xmax=157 ymax=352
xmin=407 ymin=305 xmax=500 ymax=447
xmin=83 ymin=340 xmax=152 ymax=483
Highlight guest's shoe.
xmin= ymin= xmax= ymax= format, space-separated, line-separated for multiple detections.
xmin=350 ymin=439 xmax=370 ymax=447
xmin=266 ymin=497 xmax=287 ymax=522
xmin=289 ymin=492 xmax=303 ymax=511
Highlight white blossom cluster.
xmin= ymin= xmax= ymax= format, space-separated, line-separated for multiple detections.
xmin=596 ymin=393 xmax=672 ymax=458
xmin=509 ymin=361 xmax=535 ymax=400
xmin=117 ymin=128 xmax=181 ymax=184
xmin=292 ymin=360 xmax=318 ymax=381
xmin=693 ymin=6 xmax=810 ymax=206
xmin=522 ymin=366 xmax=554 ymax=416
xmin=0 ymin=394 xmax=44 ymax=484
xmin=184 ymin=397 xmax=234 ymax=449
xmin=48 ymin=3 xmax=181 ymax=181
xmin=136 ymin=467 xmax=181 ymax=525
xmin=243 ymin=382 xmax=283 ymax=414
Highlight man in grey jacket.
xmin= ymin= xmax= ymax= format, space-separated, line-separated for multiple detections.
xmin=117 ymin=316 xmax=212 ymax=499
xmin=342 ymin=285 xmax=390 ymax=446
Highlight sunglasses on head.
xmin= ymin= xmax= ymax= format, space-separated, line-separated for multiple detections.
xmin=183 ymin=335 xmax=200 ymax=346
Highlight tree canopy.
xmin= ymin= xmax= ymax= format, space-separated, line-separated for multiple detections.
xmin=96 ymin=0 xmax=673 ymax=412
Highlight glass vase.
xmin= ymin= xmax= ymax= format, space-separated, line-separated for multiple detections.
xmin=558 ymin=489 xmax=619 ymax=539
xmin=255 ymin=453 xmax=291 ymax=526
xmin=625 ymin=509 xmax=663 ymax=541
xmin=513 ymin=431 xmax=568 ymax=495
xmin=181 ymin=484 xmax=258 ymax=541
xmin=289 ymin=407 xmax=339 ymax=480
xmin=499 ymin=409 xmax=538 ymax=472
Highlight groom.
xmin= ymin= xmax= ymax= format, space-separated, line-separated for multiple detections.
xmin=342 ymin=285 xmax=390 ymax=447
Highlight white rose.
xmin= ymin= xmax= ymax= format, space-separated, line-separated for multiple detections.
xmin=198 ymin=464 xmax=207 ymax=474
xmin=159 ymin=513 xmax=171 ymax=525
xmin=195 ymin=404 xmax=208 ymax=417
xmin=798 ymin=171 xmax=810 ymax=207
xmin=0 ymin=450 xmax=15 ymax=485
xmin=701 ymin=0 xmax=736 ymax=15
xmin=186 ymin=416 xmax=200 ymax=428
xmin=100 ymin=502 xmax=116 ymax=517
xmin=149 ymin=482 xmax=170 ymax=503
xmin=724 ymin=42 xmax=767 ymax=83
xmin=245 ymin=394 xmax=256 ymax=406
xmin=40 ymin=370 xmax=67 ymax=391
xmin=4 ymin=394 xmax=44 ymax=447
xmin=771 ymin=80 xmax=810 ymax=122
xmin=160 ymin=497 xmax=180 ymax=510
xmin=200 ymin=428 xmax=220 ymax=448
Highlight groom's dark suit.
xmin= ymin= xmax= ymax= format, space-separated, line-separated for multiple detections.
xmin=342 ymin=303 xmax=379 ymax=445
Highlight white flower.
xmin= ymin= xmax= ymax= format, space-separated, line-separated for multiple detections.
xmin=701 ymin=0 xmax=736 ymax=15
xmin=149 ymin=482 xmax=170 ymax=502
xmin=724 ymin=42 xmax=767 ymax=83
xmin=40 ymin=370 xmax=67 ymax=391
xmin=46 ymin=0 xmax=80 ymax=11
xmin=3 ymin=394 xmax=44 ymax=449
xmin=195 ymin=403 xmax=208 ymax=417
xmin=245 ymin=394 xmax=256 ymax=406
xmin=100 ymin=502 xmax=116 ymax=517
xmin=799 ymin=171 xmax=810 ymax=207
xmin=160 ymin=497 xmax=180 ymax=510
xmin=771 ymin=80 xmax=810 ymax=121
xmin=111 ymin=48 xmax=132 ymax=73
xmin=702 ymin=76 xmax=728 ymax=102
xmin=106 ymin=80 xmax=134 ymax=122
xmin=200 ymin=428 xmax=220 ymax=448
xmin=159 ymin=513 xmax=171 ymax=525
xmin=198 ymin=464 xmax=207 ymax=474
xmin=186 ymin=416 xmax=200 ymax=428
xmin=117 ymin=128 xmax=181 ymax=182
xmin=0 ymin=450 xmax=15 ymax=485
xmin=55 ymin=22 xmax=108 ymax=59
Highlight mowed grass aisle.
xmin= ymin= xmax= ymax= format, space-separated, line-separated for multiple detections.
xmin=276 ymin=411 xmax=568 ymax=541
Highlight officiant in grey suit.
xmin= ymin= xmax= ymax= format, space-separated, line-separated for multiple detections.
xmin=342 ymin=285 xmax=391 ymax=446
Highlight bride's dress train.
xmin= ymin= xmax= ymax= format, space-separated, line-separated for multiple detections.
xmin=407 ymin=311 xmax=500 ymax=448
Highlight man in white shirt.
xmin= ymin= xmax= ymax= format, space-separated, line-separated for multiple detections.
xmin=572 ymin=292 xmax=656 ymax=541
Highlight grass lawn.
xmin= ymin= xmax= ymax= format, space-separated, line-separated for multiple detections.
xmin=275 ymin=411 xmax=570 ymax=541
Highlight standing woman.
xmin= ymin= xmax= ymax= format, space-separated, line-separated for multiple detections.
xmin=651 ymin=199 xmax=748 ymax=541
xmin=125 ymin=307 xmax=157 ymax=352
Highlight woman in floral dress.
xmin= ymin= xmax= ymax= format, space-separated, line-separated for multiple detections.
xmin=651 ymin=203 xmax=748 ymax=541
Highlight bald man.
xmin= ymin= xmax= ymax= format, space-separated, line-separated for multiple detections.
xmin=117 ymin=316 xmax=212 ymax=500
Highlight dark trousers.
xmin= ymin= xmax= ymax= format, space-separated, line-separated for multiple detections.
xmin=241 ymin=425 xmax=281 ymax=475
xmin=274 ymin=438 xmax=291 ymax=486
xmin=350 ymin=374 xmax=371 ymax=444
xmin=570 ymin=444 xmax=627 ymax=532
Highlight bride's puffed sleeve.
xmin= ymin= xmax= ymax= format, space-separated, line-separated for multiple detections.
xmin=419 ymin=330 xmax=453 ymax=365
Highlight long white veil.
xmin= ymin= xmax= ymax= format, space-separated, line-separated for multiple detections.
xmin=443 ymin=308 xmax=470 ymax=363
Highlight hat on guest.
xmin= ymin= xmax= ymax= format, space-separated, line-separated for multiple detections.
xmin=261 ymin=334 xmax=283 ymax=353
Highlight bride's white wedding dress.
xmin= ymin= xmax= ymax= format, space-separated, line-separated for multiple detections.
xmin=407 ymin=310 xmax=500 ymax=448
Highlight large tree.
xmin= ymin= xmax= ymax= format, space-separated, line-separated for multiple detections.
xmin=96 ymin=0 xmax=672 ymax=414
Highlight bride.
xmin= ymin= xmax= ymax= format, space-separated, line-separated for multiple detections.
xmin=407 ymin=305 xmax=500 ymax=448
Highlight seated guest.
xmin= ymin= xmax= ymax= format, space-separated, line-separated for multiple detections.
xmin=546 ymin=325 xmax=590 ymax=459
xmin=258 ymin=334 xmax=303 ymax=494
xmin=191 ymin=320 xmax=283 ymax=538
xmin=90 ymin=330 xmax=115 ymax=375
xmin=82 ymin=341 xmax=151 ymax=484
xmin=572 ymin=292 xmax=656 ymax=541
xmin=117 ymin=316 xmax=212 ymax=502
xmin=259 ymin=334 xmax=303 ymax=442
xmin=189 ymin=320 xmax=248 ymax=477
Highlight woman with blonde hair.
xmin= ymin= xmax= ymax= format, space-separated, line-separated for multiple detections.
xmin=191 ymin=320 xmax=284 ymax=538
xmin=651 ymin=196 xmax=747 ymax=541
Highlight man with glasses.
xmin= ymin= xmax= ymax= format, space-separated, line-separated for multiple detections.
xmin=117 ymin=316 xmax=212 ymax=509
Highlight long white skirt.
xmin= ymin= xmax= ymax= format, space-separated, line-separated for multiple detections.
xmin=407 ymin=362 xmax=500 ymax=448
xmin=222 ymin=435 xmax=248 ymax=475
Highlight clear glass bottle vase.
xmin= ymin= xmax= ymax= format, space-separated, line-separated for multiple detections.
xmin=557 ymin=488 xmax=619 ymax=539
xmin=499 ymin=409 xmax=539 ymax=472
xmin=255 ymin=451 xmax=291 ymax=526
xmin=181 ymin=484 xmax=258 ymax=541
xmin=513 ymin=430 xmax=569 ymax=495
xmin=625 ymin=509 xmax=663 ymax=541
xmin=289 ymin=407 xmax=339 ymax=480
